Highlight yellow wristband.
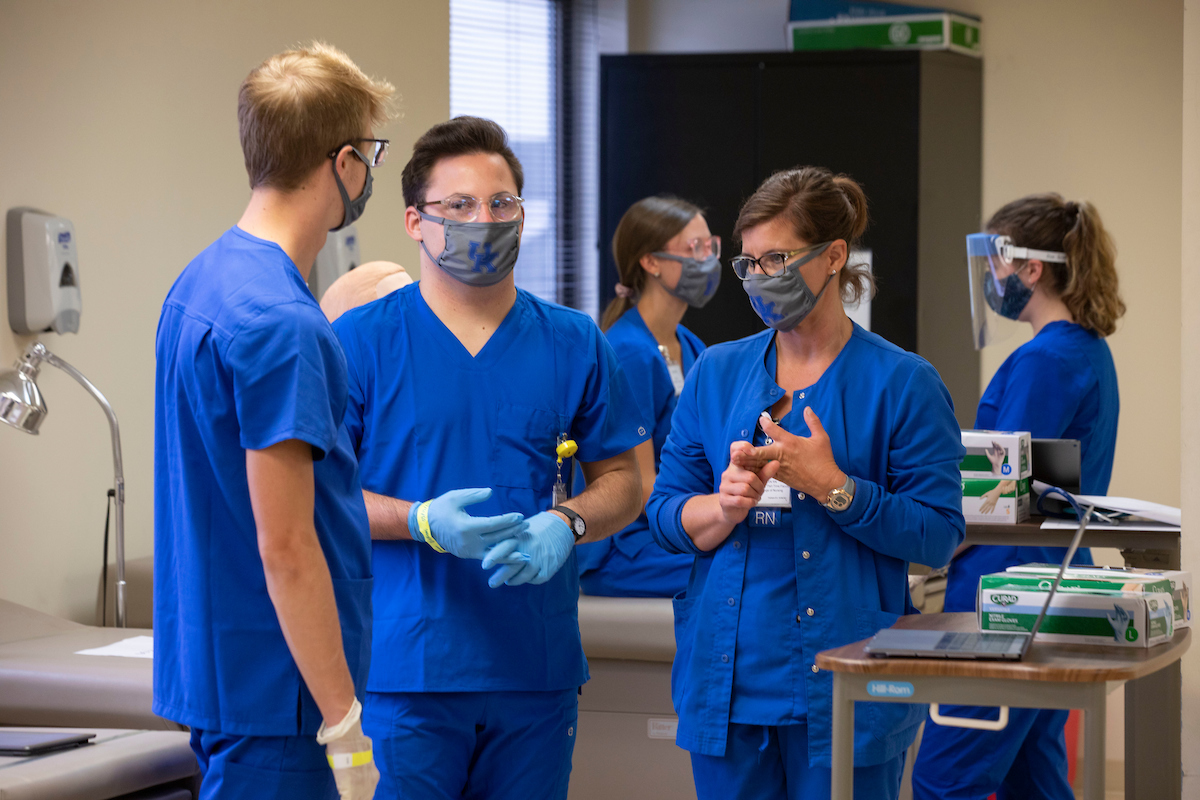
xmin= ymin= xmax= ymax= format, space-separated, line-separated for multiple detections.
xmin=327 ymin=750 xmax=374 ymax=769
xmin=416 ymin=501 xmax=447 ymax=554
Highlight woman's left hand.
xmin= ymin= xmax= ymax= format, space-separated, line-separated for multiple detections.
xmin=730 ymin=407 xmax=846 ymax=500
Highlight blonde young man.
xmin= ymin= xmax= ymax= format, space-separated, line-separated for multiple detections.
xmin=153 ymin=43 xmax=393 ymax=800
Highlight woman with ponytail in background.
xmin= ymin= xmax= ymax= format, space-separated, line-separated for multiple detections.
xmin=648 ymin=167 xmax=964 ymax=799
xmin=913 ymin=194 xmax=1125 ymax=800
xmin=577 ymin=196 xmax=719 ymax=597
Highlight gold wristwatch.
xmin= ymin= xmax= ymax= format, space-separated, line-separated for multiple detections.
xmin=823 ymin=475 xmax=856 ymax=512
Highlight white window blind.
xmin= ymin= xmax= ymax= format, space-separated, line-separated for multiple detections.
xmin=451 ymin=0 xmax=559 ymax=303
xmin=450 ymin=0 xmax=599 ymax=316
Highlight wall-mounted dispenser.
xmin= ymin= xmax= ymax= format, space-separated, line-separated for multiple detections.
xmin=308 ymin=225 xmax=360 ymax=302
xmin=6 ymin=208 xmax=81 ymax=335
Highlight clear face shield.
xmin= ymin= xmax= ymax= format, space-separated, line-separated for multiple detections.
xmin=966 ymin=233 xmax=1067 ymax=349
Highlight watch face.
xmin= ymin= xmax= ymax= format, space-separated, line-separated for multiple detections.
xmin=573 ymin=518 xmax=586 ymax=536
xmin=828 ymin=490 xmax=850 ymax=510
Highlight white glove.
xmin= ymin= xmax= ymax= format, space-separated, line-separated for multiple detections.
xmin=317 ymin=699 xmax=379 ymax=800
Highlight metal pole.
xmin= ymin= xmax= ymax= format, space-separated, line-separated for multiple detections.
xmin=36 ymin=345 xmax=127 ymax=627
xmin=831 ymin=673 xmax=855 ymax=800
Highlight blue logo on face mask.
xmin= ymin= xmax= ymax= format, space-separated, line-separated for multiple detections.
xmin=468 ymin=241 xmax=498 ymax=273
xmin=748 ymin=295 xmax=783 ymax=324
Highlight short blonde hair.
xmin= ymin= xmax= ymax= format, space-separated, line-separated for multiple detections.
xmin=238 ymin=41 xmax=396 ymax=191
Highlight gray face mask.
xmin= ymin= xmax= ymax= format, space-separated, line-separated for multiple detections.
xmin=651 ymin=253 xmax=722 ymax=308
xmin=330 ymin=151 xmax=373 ymax=232
xmin=418 ymin=211 xmax=521 ymax=286
xmin=742 ymin=242 xmax=835 ymax=331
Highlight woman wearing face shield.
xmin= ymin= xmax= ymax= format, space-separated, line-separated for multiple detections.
xmin=646 ymin=167 xmax=965 ymax=800
xmin=912 ymin=195 xmax=1124 ymax=800
xmin=577 ymin=196 xmax=718 ymax=598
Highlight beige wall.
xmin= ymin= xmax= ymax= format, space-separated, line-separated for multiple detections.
xmin=0 ymin=0 xmax=448 ymax=622
xmin=1180 ymin=1 xmax=1199 ymax=791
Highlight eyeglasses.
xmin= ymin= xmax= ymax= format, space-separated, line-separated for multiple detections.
xmin=328 ymin=138 xmax=390 ymax=168
xmin=731 ymin=243 xmax=826 ymax=279
xmin=663 ymin=235 xmax=721 ymax=261
xmin=421 ymin=193 xmax=525 ymax=223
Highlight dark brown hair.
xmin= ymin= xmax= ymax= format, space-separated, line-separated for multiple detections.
xmin=734 ymin=166 xmax=873 ymax=304
xmin=238 ymin=41 xmax=395 ymax=191
xmin=401 ymin=116 xmax=524 ymax=209
xmin=987 ymin=193 xmax=1124 ymax=336
xmin=600 ymin=196 xmax=703 ymax=331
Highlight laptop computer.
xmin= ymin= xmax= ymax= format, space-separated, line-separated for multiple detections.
xmin=865 ymin=495 xmax=1091 ymax=661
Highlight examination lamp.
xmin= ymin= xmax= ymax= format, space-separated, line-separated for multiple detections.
xmin=0 ymin=342 xmax=127 ymax=627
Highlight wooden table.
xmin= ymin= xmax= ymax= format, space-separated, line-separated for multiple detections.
xmin=963 ymin=517 xmax=1183 ymax=797
xmin=815 ymin=612 xmax=1190 ymax=800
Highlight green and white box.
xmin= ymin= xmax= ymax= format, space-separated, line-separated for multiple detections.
xmin=962 ymin=477 xmax=1030 ymax=524
xmin=787 ymin=12 xmax=981 ymax=57
xmin=978 ymin=585 xmax=1174 ymax=648
xmin=1004 ymin=564 xmax=1192 ymax=630
xmin=960 ymin=429 xmax=1031 ymax=479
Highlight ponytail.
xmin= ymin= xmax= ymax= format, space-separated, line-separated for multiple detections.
xmin=1060 ymin=201 xmax=1125 ymax=336
xmin=600 ymin=196 xmax=703 ymax=331
xmin=987 ymin=193 xmax=1125 ymax=336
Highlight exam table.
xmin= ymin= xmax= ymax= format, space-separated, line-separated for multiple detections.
xmin=0 ymin=599 xmax=175 ymax=730
xmin=572 ymin=595 xmax=696 ymax=800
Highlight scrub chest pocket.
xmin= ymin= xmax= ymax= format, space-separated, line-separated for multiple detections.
xmin=492 ymin=404 xmax=566 ymax=496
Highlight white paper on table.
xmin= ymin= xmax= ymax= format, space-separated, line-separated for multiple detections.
xmin=1031 ymin=482 xmax=1181 ymax=526
xmin=75 ymin=635 xmax=154 ymax=659
xmin=1040 ymin=518 xmax=1181 ymax=532
xmin=1074 ymin=496 xmax=1181 ymax=526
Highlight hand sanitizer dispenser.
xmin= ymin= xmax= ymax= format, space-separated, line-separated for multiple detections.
xmin=308 ymin=226 xmax=361 ymax=301
xmin=7 ymin=208 xmax=81 ymax=334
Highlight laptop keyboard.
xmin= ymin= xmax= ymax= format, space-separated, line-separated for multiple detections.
xmin=935 ymin=632 xmax=1020 ymax=653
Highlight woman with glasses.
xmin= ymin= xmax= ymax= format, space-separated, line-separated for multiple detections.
xmin=912 ymin=195 xmax=1124 ymax=800
xmin=647 ymin=166 xmax=965 ymax=800
xmin=578 ymin=196 xmax=720 ymax=598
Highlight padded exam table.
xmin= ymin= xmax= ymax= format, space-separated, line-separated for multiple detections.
xmin=0 ymin=599 xmax=175 ymax=730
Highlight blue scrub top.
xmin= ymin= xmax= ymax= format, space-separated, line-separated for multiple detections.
xmin=577 ymin=307 xmax=704 ymax=573
xmin=153 ymin=227 xmax=373 ymax=737
xmin=333 ymin=284 xmax=648 ymax=694
xmin=648 ymin=324 xmax=965 ymax=765
xmin=945 ymin=321 xmax=1120 ymax=613
xmin=729 ymin=408 xmax=805 ymax=726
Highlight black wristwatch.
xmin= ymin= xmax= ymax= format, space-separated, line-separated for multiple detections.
xmin=552 ymin=505 xmax=587 ymax=541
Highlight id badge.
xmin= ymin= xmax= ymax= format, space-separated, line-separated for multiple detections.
xmin=553 ymin=479 xmax=568 ymax=506
xmin=757 ymin=478 xmax=792 ymax=508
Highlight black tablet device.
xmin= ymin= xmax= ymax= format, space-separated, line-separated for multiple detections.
xmin=0 ymin=731 xmax=95 ymax=756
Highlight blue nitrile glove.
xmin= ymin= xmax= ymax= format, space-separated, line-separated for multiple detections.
xmin=407 ymin=488 xmax=526 ymax=560
xmin=481 ymin=510 xmax=575 ymax=588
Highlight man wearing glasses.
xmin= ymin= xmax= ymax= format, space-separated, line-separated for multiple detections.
xmin=331 ymin=115 xmax=647 ymax=798
xmin=154 ymin=43 xmax=392 ymax=800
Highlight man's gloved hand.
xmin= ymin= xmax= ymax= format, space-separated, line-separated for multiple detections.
xmin=408 ymin=488 xmax=526 ymax=560
xmin=481 ymin=510 xmax=575 ymax=588
xmin=317 ymin=699 xmax=379 ymax=800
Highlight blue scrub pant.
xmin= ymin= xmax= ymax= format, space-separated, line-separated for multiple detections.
xmin=363 ymin=688 xmax=577 ymax=800
xmin=189 ymin=729 xmax=336 ymax=800
xmin=690 ymin=722 xmax=905 ymax=800
xmin=579 ymin=543 xmax=693 ymax=598
xmin=912 ymin=706 xmax=1073 ymax=800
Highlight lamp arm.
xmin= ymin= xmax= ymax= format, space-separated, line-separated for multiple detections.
xmin=34 ymin=345 xmax=127 ymax=627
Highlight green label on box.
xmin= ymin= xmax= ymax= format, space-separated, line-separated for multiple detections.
xmin=984 ymin=612 xmax=1116 ymax=637
xmin=791 ymin=19 xmax=946 ymax=51
xmin=950 ymin=20 xmax=981 ymax=51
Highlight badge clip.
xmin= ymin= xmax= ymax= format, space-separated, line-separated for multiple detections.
xmin=554 ymin=435 xmax=578 ymax=505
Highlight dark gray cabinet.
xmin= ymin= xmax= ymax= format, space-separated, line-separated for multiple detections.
xmin=600 ymin=49 xmax=982 ymax=425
